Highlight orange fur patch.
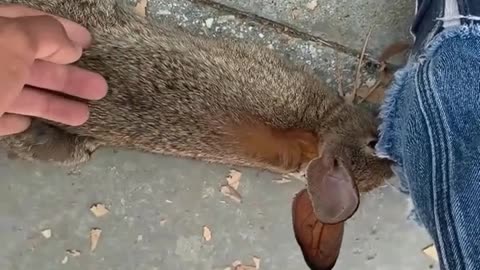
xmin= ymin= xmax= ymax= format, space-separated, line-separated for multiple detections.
xmin=225 ymin=119 xmax=319 ymax=171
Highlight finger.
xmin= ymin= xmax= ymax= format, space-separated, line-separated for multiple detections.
xmin=28 ymin=60 xmax=108 ymax=100
xmin=0 ymin=114 xmax=31 ymax=136
xmin=0 ymin=16 xmax=82 ymax=114
xmin=7 ymin=15 xmax=83 ymax=64
xmin=7 ymin=87 xmax=90 ymax=126
xmin=0 ymin=4 xmax=91 ymax=48
xmin=0 ymin=49 xmax=30 ymax=115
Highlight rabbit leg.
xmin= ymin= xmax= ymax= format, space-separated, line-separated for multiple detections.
xmin=0 ymin=120 xmax=101 ymax=166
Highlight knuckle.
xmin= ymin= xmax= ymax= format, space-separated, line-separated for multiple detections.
xmin=41 ymin=62 xmax=69 ymax=89
xmin=31 ymin=93 xmax=53 ymax=119
xmin=0 ymin=19 xmax=29 ymax=43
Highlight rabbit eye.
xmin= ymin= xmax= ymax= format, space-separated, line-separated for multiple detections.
xmin=367 ymin=139 xmax=378 ymax=149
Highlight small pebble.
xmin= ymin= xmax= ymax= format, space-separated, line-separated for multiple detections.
xmin=205 ymin=18 xmax=214 ymax=28
xmin=157 ymin=10 xmax=171 ymax=15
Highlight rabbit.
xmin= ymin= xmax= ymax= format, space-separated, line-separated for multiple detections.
xmin=0 ymin=0 xmax=392 ymax=188
xmin=0 ymin=1 xmax=395 ymax=269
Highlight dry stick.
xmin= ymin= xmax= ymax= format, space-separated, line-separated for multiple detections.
xmin=351 ymin=27 xmax=373 ymax=102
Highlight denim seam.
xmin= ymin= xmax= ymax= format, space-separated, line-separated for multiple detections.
xmin=415 ymin=61 xmax=444 ymax=264
xmin=427 ymin=54 xmax=467 ymax=270
xmin=421 ymin=54 xmax=465 ymax=270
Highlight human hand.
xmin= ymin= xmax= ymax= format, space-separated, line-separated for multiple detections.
xmin=0 ymin=5 xmax=107 ymax=136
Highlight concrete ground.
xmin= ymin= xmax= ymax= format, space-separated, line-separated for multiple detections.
xmin=0 ymin=0 xmax=439 ymax=269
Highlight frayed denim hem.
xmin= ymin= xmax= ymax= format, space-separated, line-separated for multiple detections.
xmin=377 ymin=23 xmax=480 ymax=169
xmin=376 ymin=23 xmax=480 ymax=226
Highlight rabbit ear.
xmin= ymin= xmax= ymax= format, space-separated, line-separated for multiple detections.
xmin=292 ymin=189 xmax=344 ymax=270
xmin=305 ymin=153 xmax=359 ymax=224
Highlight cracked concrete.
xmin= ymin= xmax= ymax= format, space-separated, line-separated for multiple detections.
xmin=206 ymin=0 xmax=415 ymax=57
xmin=0 ymin=0 xmax=438 ymax=270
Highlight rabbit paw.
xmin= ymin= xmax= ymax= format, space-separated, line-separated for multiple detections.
xmin=0 ymin=121 xmax=100 ymax=166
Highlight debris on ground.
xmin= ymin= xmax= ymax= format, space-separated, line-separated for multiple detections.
xmin=134 ymin=0 xmax=148 ymax=17
xmin=160 ymin=218 xmax=167 ymax=226
xmin=90 ymin=228 xmax=102 ymax=252
xmin=220 ymin=185 xmax=243 ymax=203
xmin=225 ymin=257 xmax=261 ymax=270
xmin=306 ymin=0 xmax=318 ymax=10
xmin=66 ymin=249 xmax=81 ymax=257
xmin=282 ymin=172 xmax=307 ymax=184
xmin=203 ymin=226 xmax=212 ymax=241
xmin=220 ymin=169 xmax=243 ymax=203
xmin=227 ymin=170 xmax=242 ymax=190
xmin=90 ymin=203 xmax=110 ymax=217
xmin=61 ymin=256 xmax=69 ymax=264
xmin=41 ymin=229 xmax=52 ymax=239
xmin=205 ymin=18 xmax=214 ymax=29
xmin=273 ymin=177 xmax=292 ymax=184
xmin=423 ymin=245 xmax=439 ymax=262
xmin=253 ymin=256 xmax=261 ymax=269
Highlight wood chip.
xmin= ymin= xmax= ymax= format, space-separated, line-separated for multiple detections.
xmin=273 ymin=177 xmax=292 ymax=184
xmin=134 ymin=0 xmax=148 ymax=17
xmin=423 ymin=245 xmax=439 ymax=262
xmin=229 ymin=257 xmax=261 ymax=270
xmin=61 ymin=256 xmax=69 ymax=264
xmin=234 ymin=264 xmax=256 ymax=270
xmin=160 ymin=218 xmax=167 ymax=226
xmin=66 ymin=249 xmax=81 ymax=257
xmin=306 ymin=0 xmax=318 ymax=10
xmin=226 ymin=170 xmax=242 ymax=190
xmin=220 ymin=185 xmax=242 ymax=203
xmin=202 ymin=226 xmax=212 ymax=241
xmin=232 ymin=260 xmax=242 ymax=267
xmin=90 ymin=203 xmax=109 ymax=217
xmin=253 ymin=256 xmax=261 ymax=269
xmin=41 ymin=229 xmax=52 ymax=239
xmin=90 ymin=228 xmax=102 ymax=252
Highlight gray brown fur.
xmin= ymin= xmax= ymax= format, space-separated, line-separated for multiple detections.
xmin=0 ymin=0 xmax=392 ymax=191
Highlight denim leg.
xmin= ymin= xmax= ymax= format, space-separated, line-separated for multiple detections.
xmin=378 ymin=25 xmax=480 ymax=270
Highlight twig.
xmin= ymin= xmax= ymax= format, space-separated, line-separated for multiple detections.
xmin=351 ymin=27 xmax=373 ymax=102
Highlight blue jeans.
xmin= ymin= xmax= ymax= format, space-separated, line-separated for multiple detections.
xmin=378 ymin=0 xmax=480 ymax=269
